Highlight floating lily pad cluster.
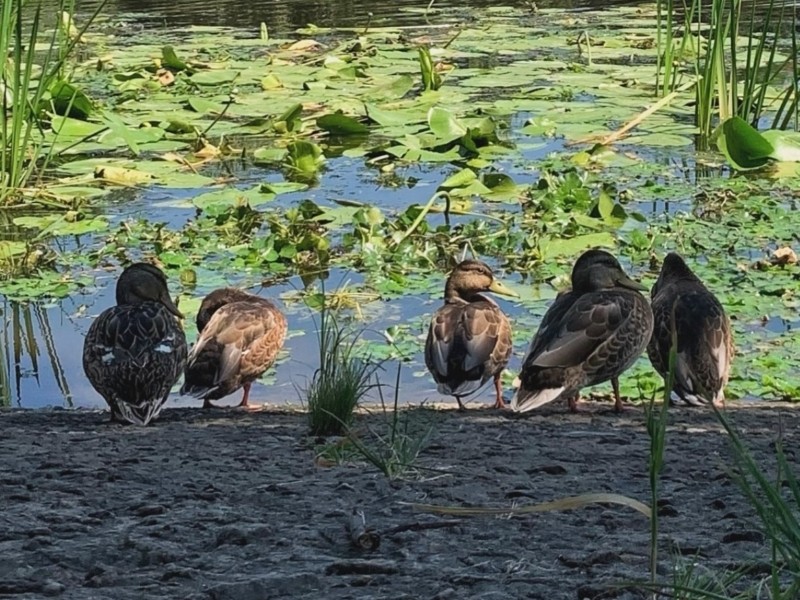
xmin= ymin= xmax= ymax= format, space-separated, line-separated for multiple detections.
xmin=2 ymin=4 xmax=799 ymax=403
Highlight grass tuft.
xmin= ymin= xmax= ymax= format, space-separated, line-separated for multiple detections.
xmin=1 ymin=0 xmax=106 ymax=204
xmin=304 ymin=288 xmax=379 ymax=437
xmin=656 ymin=0 xmax=799 ymax=144
xmin=314 ymin=362 xmax=435 ymax=480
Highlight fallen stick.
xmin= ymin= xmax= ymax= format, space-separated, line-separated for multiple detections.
xmin=409 ymin=492 xmax=651 ymax=518
xmin=346 ymin=508 xmax=381 ymax=551
xmin=566 ymin=78 xmax=697 ymax=147
xmin=383 ymin=520 xmax=464 ymax=535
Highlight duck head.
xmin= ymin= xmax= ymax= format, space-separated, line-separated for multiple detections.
xmin=116 ymin=262 xmax=183 ymax=318
xmin=444 ymin=260 xmax=519 ymax=301
xmin=571 ymin=249 xmax=646 ymax=294
xmin=653 ymin=252 xmax=700 ymax=290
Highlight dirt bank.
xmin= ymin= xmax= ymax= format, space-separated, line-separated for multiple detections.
xmin=0 ymin=402 xmax=793 ymax=599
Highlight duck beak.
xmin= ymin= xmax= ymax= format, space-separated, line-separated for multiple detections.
xmin=488 ymin=280 xmax=520 ymax=298
xmin=161 ymin=291 xmax=185 ymax=319
xmin=617 ymin=274 xmax=648 ymax=292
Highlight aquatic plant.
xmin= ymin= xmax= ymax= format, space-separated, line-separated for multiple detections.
xmin=0 ymin=0 xmax=105 ymax=204
xmin=643 ymin=308 xmax=676 ymax=589
xmin=304 ymin=287 xmax=379 ymax=436
xmin=656 ymin=0 xmax=799 ymax=145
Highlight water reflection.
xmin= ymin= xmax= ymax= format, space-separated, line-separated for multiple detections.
xmin=0 ymin=300 xmax=73 ymax=407
xmin=81 ymin=0 xmax=636 ymax=30
xmin=0 ymin=268 xmax=447 ymax=409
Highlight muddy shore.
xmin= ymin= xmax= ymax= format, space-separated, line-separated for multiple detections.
xmin=0 ymin=402 xmax=793 ymax=599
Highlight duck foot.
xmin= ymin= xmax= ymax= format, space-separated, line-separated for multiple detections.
xmin=612 ymin=377 xmax=624 ymax=413
xmin=236 ymin=383 xmax=252 ymax=408
xmin=567 ymin=393 xmax=581 ymax=413
xmin=492 ymin=374 xmax=505 ymax=409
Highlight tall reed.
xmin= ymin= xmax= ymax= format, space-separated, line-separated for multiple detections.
xmin=656 ymin=0 xmax=799 ymax=145
xmin=1 ymin=0 xmax=105 ymax=204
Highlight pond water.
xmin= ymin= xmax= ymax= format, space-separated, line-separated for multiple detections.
xmin=3 ymin=0 xmax=799 ymax=410
xmin=71 ymin=0 xmax=637 ymax=30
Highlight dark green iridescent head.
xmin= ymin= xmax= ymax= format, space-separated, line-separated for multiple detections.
xmin=116 ymin=262 xmax=183 ymax=318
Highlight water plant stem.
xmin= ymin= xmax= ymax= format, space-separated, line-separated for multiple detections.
xmin=394 ymin=191 xmax=450 ymax=247
xmin=645 ymin=302 xmax=677 ymax=591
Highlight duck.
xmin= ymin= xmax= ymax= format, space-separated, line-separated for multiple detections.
xmin=647 ymin=252 xmax=733 ymax=407
xmin=181 ymin=287 xmax=287 ymax=408
xmin=424 ymin=260 xmax=518 ymax=410
xmin=82 ymin=262 xmax=187 ymax=426
xmin=512 ymin=249 xmax=653 ymax=413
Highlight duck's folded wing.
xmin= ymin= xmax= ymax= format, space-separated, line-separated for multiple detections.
xmin=673 ymin=296 xmax=731 ymax=404
xmin=425 ymin=304 xmax=460 ymax=381
xmin=531 ymin=292 xmax=627 ymax=369
xmin=88 ymin=304 xmax=184 ymax=365
xmin=460 ymin=303 xmax=504 ymax=372
xmin=187 ymin=301 xmax=285 ymax=385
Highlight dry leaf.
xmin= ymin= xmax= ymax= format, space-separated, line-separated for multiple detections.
xmin=94 ymin=166 xmax=155 ymax=186
xmin=156 ymin=69 xmax=175 ymax=86
xmin=195 ymin=143 xmax=220 ymax=159
xmin=771 ymin=246 xmax=798 ymax=266
xmin=287 ymin=39 xmax=322 ymax=52
xmin=412 ymin=492 xmax=651 ymax=519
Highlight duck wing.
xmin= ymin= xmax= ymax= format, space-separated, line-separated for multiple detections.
xmin=426 ymin=298 xmax=509 ymax=397
xmin=650 ymin=286 xmax=731 ymax=406
xmin=183 ymin=300 xmax=287 ymax=400
xmin=83 ymin=302 xmax=187 ymax=425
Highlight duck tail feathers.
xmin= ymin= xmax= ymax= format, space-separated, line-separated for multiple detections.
xmin=511 ymin=386 xmax=565 ymax=413
xmin=180 ymin=383 xmax=219 ymax=399
xmin=113 ymin=398 xmax=167 ymax=426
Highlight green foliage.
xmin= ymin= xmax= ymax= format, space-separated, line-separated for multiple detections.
xmin=305 ymin=291 xmax=379 ymax=437
xmin=418 ymin=46 xmax=442 ymax=92
xmin=716 ymin=116 xmax=800 ymax=171
xmin=0 ymin=0 xmax=105 ymax=204
xmin=656 ymin=0 xmax=799 ymax=144
xmin=316 ymin=364 xmax=435 ymax=479
xmin=644 ymin=310 xmax=675 ymax=585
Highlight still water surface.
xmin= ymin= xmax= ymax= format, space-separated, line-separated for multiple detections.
xmin=71 ymin=0 xmax=635 ymax=30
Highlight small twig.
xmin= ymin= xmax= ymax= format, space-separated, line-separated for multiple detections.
xmin=442 ymin=27 xmax=463 ymax=50
xmin=567 ymin=78 xmax=697 ymax=147
xmin=383 ymin=519 xmax=463 ymax=535
xmin=346 ymin=508 xmax=381 ymax=551
xmin=201 ymin=93 xmax=236 ymax=138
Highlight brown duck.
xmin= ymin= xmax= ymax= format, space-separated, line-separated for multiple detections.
xmin=82 ymin=263 xmax=187 ymax=426
xmin=181 ymin=288 xmax=287 ymax=408
xmin=512 ymin=249 xmax=653 ymax=413
xmin=425 ymin=260 xmax=518 ymax=409
xmin=647 ymin=252 xmax=733 ymax=407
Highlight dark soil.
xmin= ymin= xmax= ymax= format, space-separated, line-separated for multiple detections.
xmin=0 ymin=402 xmax=793 ymax=599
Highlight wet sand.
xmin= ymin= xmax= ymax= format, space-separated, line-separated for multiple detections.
xmin=0 ymin=402 xmax=794 ymax=599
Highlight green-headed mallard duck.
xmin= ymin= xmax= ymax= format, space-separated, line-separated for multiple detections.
xmin=647 ymin=252 xmax=733 ymax=407
xmin=83 ymin=263 xmax=187 ymax=426
xmin=425 ymin=260 xmax=518 ymax=410
xmin=180 ymin=288 xmax=287 ymax=408
xmin=512 ymin=249 xmax=653 ymax=413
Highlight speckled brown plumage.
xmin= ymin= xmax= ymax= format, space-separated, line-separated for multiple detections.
xmin=181 ymin=288 xmax=287 ymax=408
xmin=512 ymin=249 xmax=653 ymax=413
xmin=647 ymin=252 xmax=733 ymax=407
xmin=82 ymin=263 xmax=187 ymax=426
xmin=424 ymin=260 xmax=517 ymax=409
